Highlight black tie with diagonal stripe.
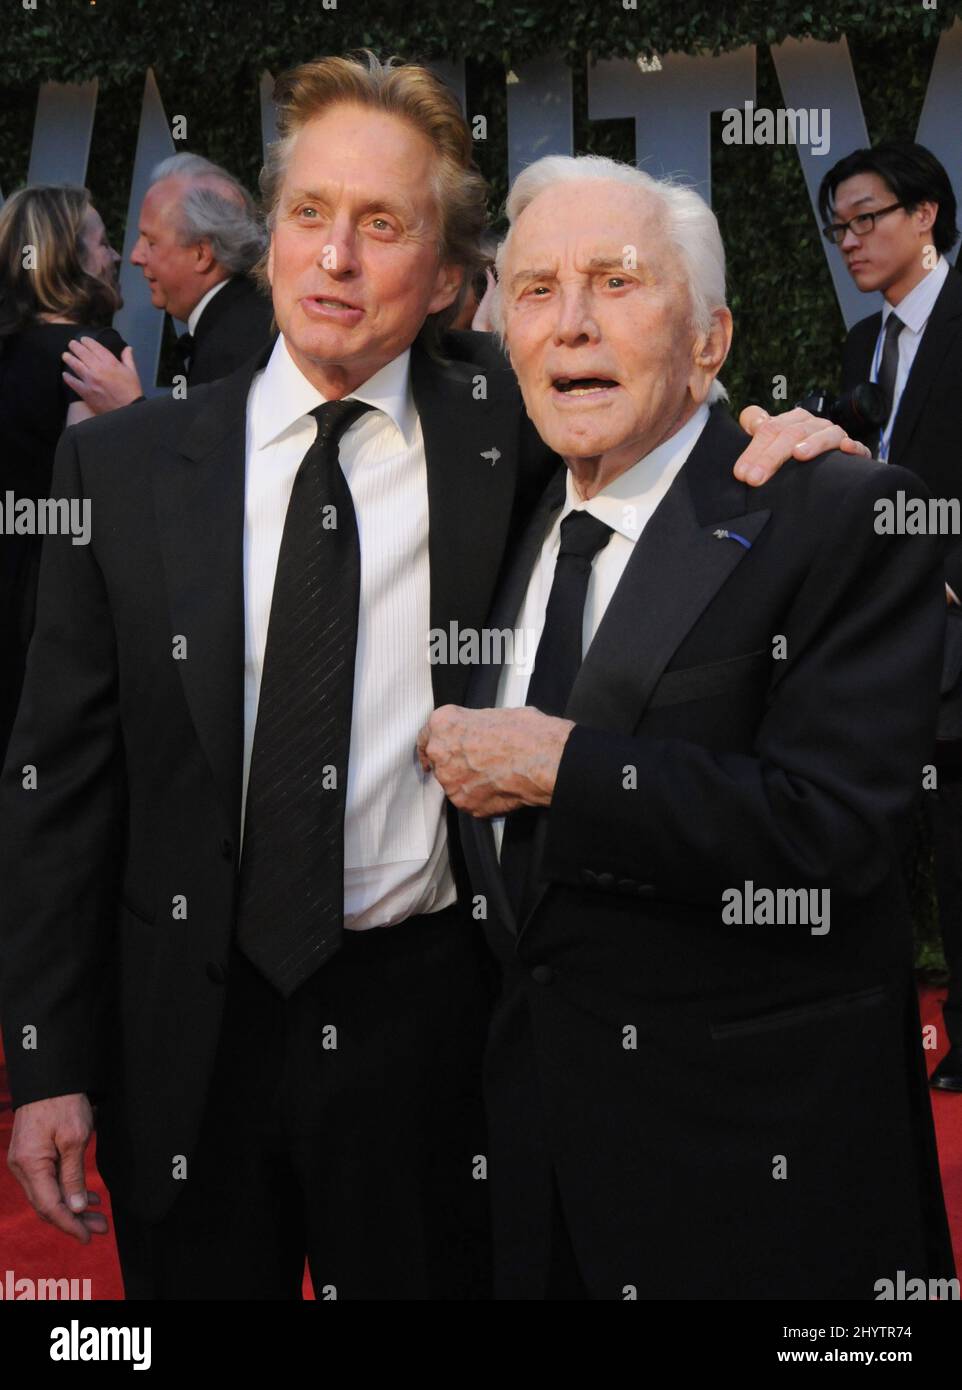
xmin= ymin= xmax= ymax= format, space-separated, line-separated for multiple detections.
xmin=235 ymin=398 xmax=372 ymax=997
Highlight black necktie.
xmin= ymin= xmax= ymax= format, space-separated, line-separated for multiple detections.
xmin=174 ymin=330 xmax=194 ymax=368
xmin=877 ymin=312 xmax=904 ymax=433
xmin=499 ymin=509 xmax=614 ymax=920
xmin=235 ymin=398 xmax=372 ymax=997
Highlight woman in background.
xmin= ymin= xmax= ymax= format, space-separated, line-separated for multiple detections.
xmin=0 ymin=185 xmax=127 ymax=762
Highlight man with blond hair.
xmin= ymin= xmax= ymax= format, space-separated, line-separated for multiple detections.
xmin=1 ymin=55 xmax=860 ymax=1300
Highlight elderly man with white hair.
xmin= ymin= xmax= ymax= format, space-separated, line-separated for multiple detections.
xmin=419 ymin=154 xmax=955 ymax=1300
xmin=62 ymin=151 xmax=274 ymax=406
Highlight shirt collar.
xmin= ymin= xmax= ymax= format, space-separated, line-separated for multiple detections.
xmin=559 ymin=402 xmax=711 ymax=542
xmin=186 ymin=277 xmax=230 ymax=336
xmin=883 ymin=255 xmax=949 ymax=335
xmin=251 ymin=334 xmax=416 ymax=450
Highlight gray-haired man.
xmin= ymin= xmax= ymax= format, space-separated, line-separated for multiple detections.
xmin=63 ymin=152 xmax=274 ymax=406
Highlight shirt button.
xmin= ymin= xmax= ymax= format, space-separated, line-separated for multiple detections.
xmin=531 ymin=965 xmax=555 ymax=986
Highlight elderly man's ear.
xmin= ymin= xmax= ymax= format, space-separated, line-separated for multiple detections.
xmin=685 ymin=306 xmax=874 ymax=483
xmin=689 ymin=307 xmax=733 ymax=404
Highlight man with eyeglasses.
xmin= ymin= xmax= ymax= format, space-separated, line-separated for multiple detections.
xmin=820 ymin=140 xmax=962 ymax=1094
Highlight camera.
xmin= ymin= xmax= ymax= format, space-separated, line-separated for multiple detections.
xmin=795 ymin=383 xmax=887 ymax=439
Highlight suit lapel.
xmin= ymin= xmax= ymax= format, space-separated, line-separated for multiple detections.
xmin=192 ymin=275 xmax=242 ymax=348
xmin=565 ymin=414 xmax=770 ymax=731
xmin=891 ymin=268 xmax=962 ymax=462
xmin=151 ymin=352 xmax=266 ymax=843
xmin=463 ymin=469 xmax=565 ymax=936
xmin=470 ymin=468 xmax=566 ymax=710
xmin=413 ymin=341 xmax=523 ymax=710
xmin=468 ymin=407 xmax=771 ymax=937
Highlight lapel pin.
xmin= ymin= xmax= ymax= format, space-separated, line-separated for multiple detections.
xmin=481 ymin=447 xmax=501 ymax=466
xmin=713 ymin=527 xmax=752 ymax=550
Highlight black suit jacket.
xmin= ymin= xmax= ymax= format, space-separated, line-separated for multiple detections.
xmin=461 ymin=406 xmax=954 ymax=1299
xmin=0 ymin=331 xmax=555 ymax=1222
xmin=842 ymin=263 xmax=962 ymax=596
xmin=185 ymin=274 xmax=275 ymax=386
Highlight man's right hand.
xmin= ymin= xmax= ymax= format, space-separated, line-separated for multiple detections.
xmin=62 ymin=338 xmax=144 ymax=414
xmin=6 ymin=1093 xmax=109 ymax=1243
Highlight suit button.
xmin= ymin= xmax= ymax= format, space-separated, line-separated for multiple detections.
xmin=206 ymin=962 xmax=226 ymax=984
xmin=531 ymin=965 xmax=555 ymax=986
xmin=636 ymin=883 xmax=656 ymax=898
xmin=617 ymin=878 xmax=635 ymax=894
xmin=597 ymin=872 xmax=616 ymax=890
xmin=220 ymin=838 xmax=233 ymax=860
xmin=582 ymin=869 xmax=598 ymax=885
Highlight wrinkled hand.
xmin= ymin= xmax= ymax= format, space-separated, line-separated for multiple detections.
xmin=417 ymin=704 xmax=574 ymax=817
xmin=62 ymin=337 xmax=143 ymax=414
xmin=734 ymin=405 xmax=871 ymax=486
xmin=7 ymin=1093 xmax=108 ymax=1243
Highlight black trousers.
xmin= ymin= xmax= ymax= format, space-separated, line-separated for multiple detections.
xmin=111 ymin=906 xmax=495 ymax=1299
xmin=925 ymin=780 xmax=962 ymax=1046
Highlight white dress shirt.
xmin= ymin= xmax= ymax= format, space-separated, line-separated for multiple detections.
xmin=187 ymin=277 xmax=230 ymax=336
xmin=871 ymin=254 xmax=949 ymax=461
xmin=492 ymin=403 xmax=711 ymax=853
xmin=242 ymin=335 xmax=456 ymax=929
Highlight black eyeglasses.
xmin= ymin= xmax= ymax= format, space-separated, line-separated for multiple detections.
xmin=822 ymin=201 xmax=906 ymax=245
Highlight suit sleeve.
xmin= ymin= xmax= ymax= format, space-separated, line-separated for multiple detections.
xmin=0 ymin=427 xmax=125 ymax=1107
xmin=541 ymin=464 xmax=946 ymax=905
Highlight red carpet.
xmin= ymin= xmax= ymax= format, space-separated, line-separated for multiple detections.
xmin=1 ymin=986 xmax=960 ymax=1299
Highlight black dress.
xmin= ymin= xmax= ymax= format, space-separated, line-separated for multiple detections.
xmin=0 ymin=321 xmax=126 ymax=762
